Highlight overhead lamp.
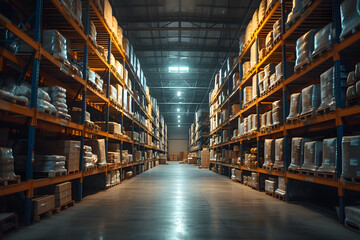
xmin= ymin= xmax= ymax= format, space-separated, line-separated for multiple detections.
xmin=177 ymin=115 xmax=180 ymax=118
xmin=178 ymin=120 xmax=180 ymax=123
xmin=178 ymin=125 xmax=180 ymax=127
xmin=177 ymin=108 xmax=180 ymax=112
xmin=177 ymin=91 xmax=181 ymax=96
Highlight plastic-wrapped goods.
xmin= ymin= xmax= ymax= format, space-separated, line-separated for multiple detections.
xmin=300 ymin=84 xmax=320 ymax=116
xmin=115 ymin=61 xmax=123 ymax=79
xmin=37 ymin=98 xmax=57 ymax=113
xmin=266 ymin=31 xmax=273 ymax=51
xmin=85 ymin=139 xmax=106 ymax=167
xmin=356 ymin=62 xmax=360 ymax=79
xmin=347 ymin=71 xmax=357 ymax=85
xmin=346 ymin=85 xmax=357 ymax=99
xmin=73 ymin=0 xmax=82 ymax=27
xmin=318 ymin=138 xmax=337 ymax=173
xmin=243 ymin=61 xmax=251 ymax=77
xmin=287 ymin=93 xmax=301 ymax=120
xmin=273 ymin=19 xmax=282 ymax=42
xmin=42 ymin=86 xmax=69 ymax=116
xmin=301 ymin=141 xmax=323 ymax=172
xmin=263 ymin=139 xmax=275 ymax=167
xmin=272 ymin=100 xmax=282 ymax=125
xmin=238 ymin=121 xmax=244 ymax=136
xmin=266 ymin=0 xmax=276 ymax=12
xmin=243 ymin=117 xmax=249 ymax=134
xmin=259 ymin=78 xmax=268 ymax=95
xmin=342 ymin=135 xmax=360 ymax=179
xmin=269 ymin=73 xmax=276 ymax=86
xmin=42 ymin=30 xmax=68 ymax=62
xmin=34 ymin=155 xmax=67 ymax=173
xmin=357 ymin=81 xmax=360 ymax=96
xmin=264 ymin=63 xmax=276 ymax=79
xmin=260 ymin=113 xmax=266 ymax=129
xmin=239 ymin=34 xmax=245 ymax=54
xmin=258 ymin=0 xmax=266 ymax=22
xmin=252 ymin=75 xmax=258 ymax=99
xmin=286 ymin=0 xmax=312 ymax=28
xmin=318 ymin=67 xmax=337 ymax=111
xmin=295 ymin=30 xmax=316 ymax=70
xmin=0 ymin=148 xmax=16 ymax=178
xmin=289 ymin=137 xmax=310 ymax=171
xmin=109 ymin=85 xmax=117 ymax=102
xmin=243 ymin=86 xmax=253 ymax=104
xmin=340 ymin=0 xmax=360 ymax=39
xmin=250 ymin=42 xmax=257 ymax=69
xmin=266 ymin=110 xmax=272 ymax=127
xmin=250 ymin=114 xmax=257 ymax=132
xmin=273 ymin=138 xmax=284 ymax=169
xmin=275 ymin=61 xmax=295 ymax=83
xmin=233 ymin=73 xmax=240 ymax=90
xmin=265 ymin=180 xmax=276 ymax=193
xmin=312 ymin=23 xmax=333 ymax=57
xmin=275 ymin=177 xmax=286 ymax=196
xmin=345 ymin=206 xmax=360 ymax=229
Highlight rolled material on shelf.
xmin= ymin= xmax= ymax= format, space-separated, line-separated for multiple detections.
xmin=346 ymin=85 xmax=357 ymax=99
xmin=243 ymin=61 xmax=251 ymax=77
xmin=300 ymin=84 xmax=320 ymax=116
xmin=295 ymin=29 xmax=316 ymax=70
xmin=340 ymin=0 xmax=360 ymax=39
xmin=347 ymin=71 xmax=357 ymax=86
xmin=301 ymin=141 xmax=323 ymax=172
xmin=273 ymin=138 xmax=284 ymax=169
xmin=266 ymin=0 xmax=277 ymax=12
xmin=258 ymin=0 xmax=266 ymax=22
xmin=245 ymin=19 xmax=253 ymax=44
xmin=243 ymin=86 xmax=253 ymax=104
xmin=266 ymin=31 xmax=273 ymax=51
xmin=318 ymin=138 xmax=337 ymax=173
xmin=252 ymin=75 xmax=258 ymax=99
xmin=0 ymin=147 xmax=16 ymax=179
xmin=263 ymin=139 xmax=275 ymax=167
xmin=273 ymin=19 xmax=282 ymax=42
xmin=312 ymin=23 xmax=333 ymax=57
xmin=250 ymin=42 xmax=257 ymax=69
xmin=289 ymin=137 xmax=310 ymax=171
xmin=342 ymin=135 xmax=360 ymax=179
xmin=287 ymin=93 xmax=302 ymax=120
xmin=264 ymin=63 xmax=276 ymax=79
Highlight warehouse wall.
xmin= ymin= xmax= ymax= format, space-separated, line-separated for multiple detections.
xmin=168 ymin=126 xmax=188 ymax=153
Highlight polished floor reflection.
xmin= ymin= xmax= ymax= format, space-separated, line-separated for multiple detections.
xmin=6 ymin=163 xmax=359 ymax=240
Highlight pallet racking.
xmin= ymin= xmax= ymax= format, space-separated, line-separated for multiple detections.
xmin=0 ymin=0 xmax=167 ymax=225
xmin=208 ymin=0 xmax=360 ymax=225
xmin=188 ymin=109 xmax=210 ymax=162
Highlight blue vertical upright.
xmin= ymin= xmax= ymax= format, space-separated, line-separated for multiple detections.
xmin=25 ymin=0 xmax=42 ymax=226
xmin=79 ymin=0 xmax=90 ymax=202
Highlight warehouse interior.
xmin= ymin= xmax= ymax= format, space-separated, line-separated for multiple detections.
xmin=0 ymin=0 xmax=360 ymax=239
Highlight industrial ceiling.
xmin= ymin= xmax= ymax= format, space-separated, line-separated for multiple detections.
xmin=111 ymin=0 xmax=261 ymax=127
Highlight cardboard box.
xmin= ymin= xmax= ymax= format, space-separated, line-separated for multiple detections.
xmin=85 ymin=139 xmax=106 ymax=165
xmin=102 ymin=0 xmax=112 ymax=29
xmin=32 ymin=195 xmax=55 ymax=216
xmin=55 ymin=182 xmax=71 ymax=193
xmin=56 ymin=195 xmax=72 ymax=207
xmin=201 ymin=149 xmax=210 ymax=168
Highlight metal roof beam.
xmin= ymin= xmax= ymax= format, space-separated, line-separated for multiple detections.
xmin=124 ymin=27 xmax=239 ymax=31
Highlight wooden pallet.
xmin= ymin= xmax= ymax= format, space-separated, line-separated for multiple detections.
xmin=84 ymin=165 xmax=97 ymax=172
xmin=57 ymin=111 xmax=71 ymax=120
xmin=342 ymin=177 xmax=360 ymax=184
xmin=0 ymin=90 xmax=28 ymax=107
xmin=299 ymin=112 xmax=314 ymax=121
xmin=274 ymin=193 xmax=286 ymax=201
xmin=347 ymin=96 xmax=360 ymax=108
xmin=0 ymin=213 xmax=19 ymax=238
xmin=345 ymin=220 xmax=360 ymax=234
xmin=0 ymin=175 xmax=21 ymax=187
xmin=106 ymin=182 xmax=120 ymax=189
xmin=285 ymin=0 xmax=312 ymax=30
xmin=265 ymin=191 xmax=275 ymax=197
xmin=54 ymin=200 xmax=75 ymax=213
xmin=34 ymin=171 xmax=67 ymax=178
xmin=341 ymin=24 xmax=360 ymax=41
xmin=299 ymin=169 xmax=316 ymax=176
xmin=294 ymin=58 xmax=311 ymax=73
xmin=312 ymin=45 xmax=332 ymax=59
xmin=273 ymin=166 xmax=285 ymax=172
xmin=316 ymin=106 xmax=335 ymax=116
xmin=316 ymin=171 xmax=336 ymax=179
xmin=68 ymin=170 xmax=80 ymax=175
xmin=33 ymin=209 xmax=55 ymax=223
xmin=38 ymin=107 xmax=58 ymax=116
xmin=288 ymin=168 xmax=301 ymax=174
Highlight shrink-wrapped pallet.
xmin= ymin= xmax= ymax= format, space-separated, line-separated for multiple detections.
xmin=233 ymin=73 xmax=240 ymax=90
xmin=250 ymin=42 xmax=257 ymax=69
xmin=265 ymin=179 xmax=276 ymax=193
xmin=289 ymin=137 xmax=310 ymax=171
xmin=318 ymin=138 xmax=337 ymax=173
xmin=287 ymin=93 xmax=302 ymax=120
xmin=312 ymin=23 xmax=333 ymax=57
xmin=34 ymin=155 xmax=67 ymax=174
xmin=273 ymin=138 xmax=284 ymax=169
xmin=266 ymin=110 xmax=272 ymax=127
xmin=356 ymin=62 xmax=360 ymax=79
xmin=243 ymin=61 xmax=251 ymax=76
xmin=250 ymin=114 xmax=258 ymax=132
xmin=85 ymin=139 xmax=106 ymax=167
xmin=275 ymin=61 xmax=295 ymax=83
xmin=272 ymin=100 xmax=282 ymax=125
xmin=275 ymin=177 xmax=286 ymax=196
xmin=264 ymin=63 xmax=276 ymax=79
xmin=356 ymin=81 xmax=360 ymax=95
xmin=88 ymin=20 xmax=97 ymax=44
xmin=300 ymin=84 xmax=320 ymax=116
xmin=295 ymin=30 xmax=316 ymax=70
xmin=273 ymin=19 xmax=282 ymax=42
xmin=263 ymin=139 xmax=275 ymax=167
xmin=301 ymin=141 xmax=323 ymax=172
xmin=340 ymin=0 xmax=360 ymax=39
xmin=260 ymin=113 xmax=266 ymax=129
xmin=266 ymin=31 xmax=273 ymax=51
xmin=252 ymin=75 xmax=258 ymax=99
xmin=243 ymin=86 xmax=253 ymax=104
xmin=318 ymin=67 xmax=336 ymax=111
xmin=345 ymin=206 xmax=360 ymax=228
xmin=42 ymin=30 xmax=68 ymax=62
xmin=286 ymin=0 xmax=312 ymax=28
xmin=342 ymin=135 xmax=360 ymax=179
xmin=269 ymin=73 xmax=276 ymax=86
xmin=258 ymin=0 xmax=267 ymax=22
xmin=0 ymin=148 xmax=16 ymax=178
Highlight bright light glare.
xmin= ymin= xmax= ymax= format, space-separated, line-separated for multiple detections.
xmin=177 ymin=108 xmax=180 ymax=112
xmin=178 ymin=120 xmax=180 ymax=123
xmin=179 ymin=66 xmax=189 ymax=73
xmin=168 ymin=66 xmax=189 ymax=73
xmin=178 ymin=125 xmax=180 ymax=127
xmin=177 ymin=115 xmax=180 ymax=118
xmin=177 ymin=91 xmax=181 ymax=96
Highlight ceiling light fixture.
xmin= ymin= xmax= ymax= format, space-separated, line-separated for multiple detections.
xmin=178 ymin=125 xmax=180 ymax=127
xmin=177 ymin=115 xmax=180 ymax=118
xmin=177 ymin=108 xmax=180 ymax=112
xmin=178 ymin=120 xmax=180 ymax=123
xmin=177 ymin=91 xmax=181 ymax=96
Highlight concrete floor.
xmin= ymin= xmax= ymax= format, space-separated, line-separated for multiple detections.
xmin=6 ymin=162 xmax=359 ymax=240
